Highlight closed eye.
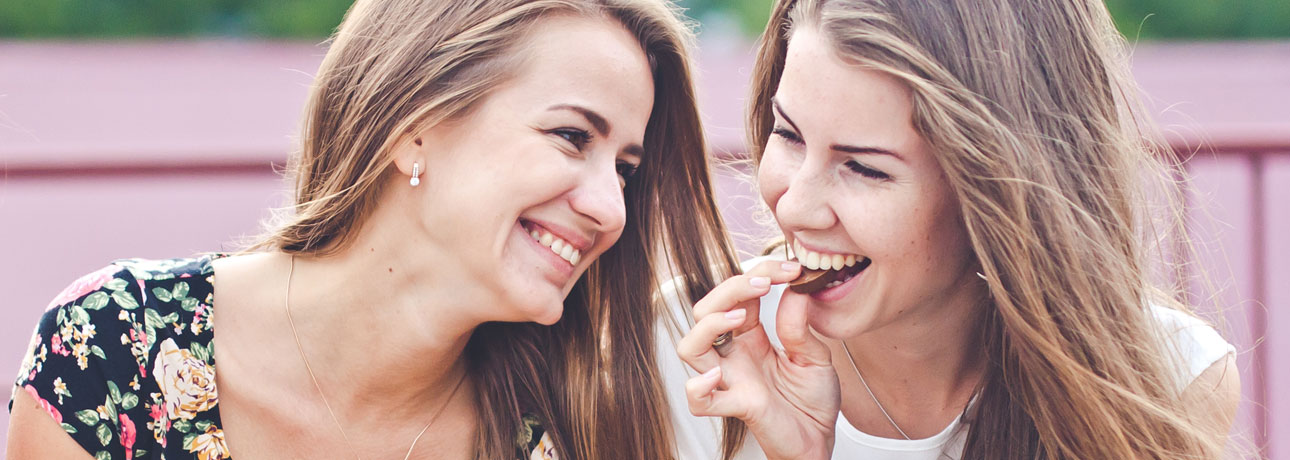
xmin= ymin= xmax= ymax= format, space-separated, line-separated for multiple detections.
xmin=770 ymin=126 xmax=803 ymax=146
xmin=845 ymin=160 xmax=891 ymax=181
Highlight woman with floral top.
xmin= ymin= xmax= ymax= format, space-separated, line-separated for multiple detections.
xmin=8 ymin=0 xmax=740 ymax=459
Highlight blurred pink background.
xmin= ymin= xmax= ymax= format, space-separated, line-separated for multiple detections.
xmin=2 ymin=39 xmax=1287 ymax=457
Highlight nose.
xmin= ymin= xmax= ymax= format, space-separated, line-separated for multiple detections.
xmin=568 ymin=158 xmax=627 ymax=235
xmin=771 ymin=160 xmax=837 ymax=232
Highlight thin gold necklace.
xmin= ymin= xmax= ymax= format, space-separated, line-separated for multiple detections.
xmin=284 ymin=255 xmax=468 ymax=460
xmin=840 ymin=341 xmax=912 ymax=440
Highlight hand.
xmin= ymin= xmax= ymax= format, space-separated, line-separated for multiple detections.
xmin=676 ymin=259 xmax=840 ymax=460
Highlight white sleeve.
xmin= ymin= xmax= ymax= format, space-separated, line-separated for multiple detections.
xmin=1149 ymin=304 xmax=1237 ymax=393
xmin=656 ymin=274 xmax=771 ymax=460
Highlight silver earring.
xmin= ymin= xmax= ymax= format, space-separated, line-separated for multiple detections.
xmin=410 ymin=162 xmax=421 ymax=187
xmin=976 ymin=271 xmax=987 ymax=281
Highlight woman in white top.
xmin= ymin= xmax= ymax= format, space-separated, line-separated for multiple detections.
xmin=668 ymin=0 xmax=1241 ymax=459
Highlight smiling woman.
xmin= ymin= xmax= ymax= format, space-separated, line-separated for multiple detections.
xmin=6 ymin=1 xmax=739 ymax=459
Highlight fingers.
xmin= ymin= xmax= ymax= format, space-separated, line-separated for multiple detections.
xmin=685 ymin=367 xmax=761 ymax=419
xmin=693 ymin=260 xmax=800 ymax=319
xmin=776 ymin=291 xmax=833 ymax=367
xmin=677 ymin=308 xmax=747 ymax=373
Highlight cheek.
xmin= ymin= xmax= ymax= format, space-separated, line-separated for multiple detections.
xmin=756 ymin=153 xmax=791 ymax=209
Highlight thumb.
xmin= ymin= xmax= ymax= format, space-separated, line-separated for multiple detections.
xmin=775 ymin=292 xmax=832 ymax=367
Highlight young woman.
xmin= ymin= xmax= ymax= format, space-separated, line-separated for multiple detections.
xmin=667 ymin=0 xmax=1240 ymax=459
xmin=8 ymin=1 xmax=738 ymax=459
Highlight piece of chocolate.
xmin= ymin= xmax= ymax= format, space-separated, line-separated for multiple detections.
xmin=788 ymin=260 xmax=843 ymax=294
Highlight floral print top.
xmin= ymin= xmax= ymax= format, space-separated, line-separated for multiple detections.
xmin=11 ymin=256 xmax=558 ymax=460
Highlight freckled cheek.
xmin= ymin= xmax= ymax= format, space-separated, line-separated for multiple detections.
xmin=756 ymin=159 xmax=791 ymax=210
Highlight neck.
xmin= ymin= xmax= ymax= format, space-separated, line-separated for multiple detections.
xmin=282 ymin=218 xmax=485 ymax=420
xmin=838 ymin=274 xmax=988 ymax=410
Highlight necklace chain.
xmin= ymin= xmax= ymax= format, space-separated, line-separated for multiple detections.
xmin=840 ymin=341 xmax=912 ymax=440
xmin=285 ymin=255 xmax=467 ymax=460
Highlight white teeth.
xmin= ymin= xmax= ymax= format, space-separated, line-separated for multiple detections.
xmin=528 ymin=226 xmax=581 ymax=265
xmin=804 ymin=251 xmax=820 ymax=270
xmin=793 ymin=240 xmax=860 ymax=272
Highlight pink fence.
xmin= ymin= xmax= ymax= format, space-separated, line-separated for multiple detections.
xmin=1 ymin=40 xmax=1287 ymax=457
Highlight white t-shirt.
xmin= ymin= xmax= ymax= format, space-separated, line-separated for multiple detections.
xmin=657 ymin=262 xmax=1236 ymax=460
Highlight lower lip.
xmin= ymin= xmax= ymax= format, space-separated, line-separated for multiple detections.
xmin=517 ymin=221 xmax=575 ymax=279
xmin=809 ymin=263 xmax=867 ymax=302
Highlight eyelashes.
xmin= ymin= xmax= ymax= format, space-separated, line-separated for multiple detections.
xmin=548 ymin=127 xmax=639 ymax=183
xmin=550 ymin=128 xmax=593 ymax=148
xmin=771 ymin=126 xmax=803 ymax=145
xmin=770 ymin=125 xmax=891 ymax=181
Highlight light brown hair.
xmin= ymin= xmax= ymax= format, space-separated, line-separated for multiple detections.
xmin=253 ymin=0 xmax=738 ymax=458
xmin=734 ymin=0 xmax=1228 ymax=458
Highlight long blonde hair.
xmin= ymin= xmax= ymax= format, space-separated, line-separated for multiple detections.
xmin=254 ymin=0 xmax=738 ymax=458
xmin=732 ymin=0 xmax=1226 ymax=458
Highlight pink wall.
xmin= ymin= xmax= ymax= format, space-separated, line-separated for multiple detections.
xmin=2 ymin=40 xmax=1287 ymax=458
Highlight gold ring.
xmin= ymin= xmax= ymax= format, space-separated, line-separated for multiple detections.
xmin=712 ymin=332 xmax=734 ymax=357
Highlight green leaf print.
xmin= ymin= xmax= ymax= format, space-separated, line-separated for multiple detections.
xmin=195 ymin=420 xmax=213 ymax=431
xmin=112 ymin=290 xmax=139 ymax=310
xmin=181 ymin=297 xmax=199 ymax=311
xmin=104 ymin=278 xmax=129 ymax=291
xmin=191 ymin=342 xmax=209 ymax=362
xmin=82 ymin=292 xmax=110 ymax=310
xmin=107 ymin=381 xmax=122 ymax=404
xmin=121 ymin=393 xmax=139 ymax=411
xmin=161 ymin=312 xmax=180 ymax=324
xmin=151 ymin=287 xmax=173 ymax=303
xmin=61 ymin=422 xmax=77 ymax=434
xmin=75 ymin=409 xmax=100 ymax=426
xmin=103 ymin=395 xmax=117 ymax=422
xmin=183 ymin=432 xmax=198 ymax=450
xmin=174 ymin=418 xmax=192 ymax=433
xmin=90 ymin=345 xmax=107 ymax=361
xmin=96 ymin=422 xmax=112 ymax=446
xmin=94 ymin=451 xmax=110 ymax=460
xmin=144 ymin=309 xmax=165 ymax=330
xmin=70 ymin=306 xmax=90 ymax=326
xmin=172 ymin=281 xmax=190 ymax=300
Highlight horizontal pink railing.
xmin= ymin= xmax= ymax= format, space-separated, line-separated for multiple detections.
xmin=1 ymin=40 xmax=1287 ymax=458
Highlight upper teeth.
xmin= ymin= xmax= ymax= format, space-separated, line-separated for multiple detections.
xmin=792 ymin=241 xmax=857 ymax=271
xmin=530 ymin=228 xmax=581 ymax=265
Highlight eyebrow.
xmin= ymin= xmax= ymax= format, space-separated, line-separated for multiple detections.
xmin=771 ymin=97 xmax=905 ymax=162
xmin=549 ymin=104 xmax=644 ymax=157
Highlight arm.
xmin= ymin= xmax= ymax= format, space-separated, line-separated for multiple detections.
xmin=6 ymin=387 xmax=95 ymax=460
xmin=1180 ymin=353 xmax=1240 ymax=444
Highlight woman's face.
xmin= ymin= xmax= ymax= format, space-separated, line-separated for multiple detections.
xmin=411 ymin=15 xmax=653 ymax=325
xmin=758 ymin=26 xmax=982 ymax=339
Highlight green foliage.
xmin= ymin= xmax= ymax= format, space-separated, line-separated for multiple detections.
xmin=680 ymin=0 xmax=1289 ymax=41
xmin=0 ymin=0 xmax=351 ymax=38
xmin=1 ymin=0 xmax=1285 ymax=40
xmin=1105 ymin=0 xmax=1290 ymax=40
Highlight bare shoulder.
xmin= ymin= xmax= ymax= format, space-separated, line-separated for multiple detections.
xmin=1180 ymin=352 xmax=1240 ymax=433
xmin=6 ymin=386 xmax=94 ymax=460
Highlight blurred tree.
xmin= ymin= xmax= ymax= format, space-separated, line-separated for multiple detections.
xmin=0 ymin=0 xmax=1286 ymax=40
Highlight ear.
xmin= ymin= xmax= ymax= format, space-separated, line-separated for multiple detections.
xmin=391 ymin=129 xmax=429 ymax=178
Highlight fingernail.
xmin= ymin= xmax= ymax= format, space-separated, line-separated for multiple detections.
xmin=782 ymin=262 xmax=800 ymax=272
xmin=702 ymin=367 xmax=721 ymax=379
xmin=724 ymin=309 xmax=746 ymax=320
xmin=749 ymin=276 xmax=770 ymax=288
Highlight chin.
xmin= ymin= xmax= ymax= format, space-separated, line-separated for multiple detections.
xmin=807 ymin=308 xmax=862 ymax=340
